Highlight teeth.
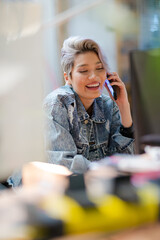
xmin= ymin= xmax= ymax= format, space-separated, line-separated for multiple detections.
xmin=87 ymin=83 xmax=99 ymax=87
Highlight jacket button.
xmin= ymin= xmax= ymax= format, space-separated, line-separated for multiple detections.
xmin=84 ymin=120 xmax=88 ymax=124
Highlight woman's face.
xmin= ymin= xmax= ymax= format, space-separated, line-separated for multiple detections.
xmin=67 ymin=51 xmax=106 ymax=110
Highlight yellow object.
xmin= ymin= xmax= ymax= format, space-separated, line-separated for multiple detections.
xmin=41 ymin=183 xmax=159 ymax=235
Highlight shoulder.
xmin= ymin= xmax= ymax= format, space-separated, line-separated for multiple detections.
xmin=43 ymin=85 xmax=74 ymax=106
xmin=100 ymin=94 xmax=119 ymax=114
xmin=43 ymin=85 xmax=75 ymax=114
xmin=100 ymin=94 xmax=115 ymax=107
xmin=101 ymin=94 xmax=111 ymax=103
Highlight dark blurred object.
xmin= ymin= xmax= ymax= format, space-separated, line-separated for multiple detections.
xmin=129 ymin=48 xmax=160 ymax=153
xmin=67 ymin=173 xmax=138 ymax=204
xmin=66 ymin=174 xmax=95 ymax=208
xmin=112 ymin=175 xmax=138 ymax=203
xmin=0 ymin=181 xmax=11 ymax=190
xmin=26 ymin=203 xmax=63 ymax=239
xmin=141 ymin=134 xmax=160 ymax=147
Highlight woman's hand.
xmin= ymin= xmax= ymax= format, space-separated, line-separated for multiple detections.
xmin=105 ymin=72 xmax=133 ymax=128
xmin=105 ymin=72 xmax=128 ymax=104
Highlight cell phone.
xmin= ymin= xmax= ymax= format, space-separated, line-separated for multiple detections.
xmin=105 ymin=79 xmax=117 ymax=100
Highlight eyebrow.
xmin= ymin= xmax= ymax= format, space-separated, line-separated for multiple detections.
xmin=77 ymin=61 xmax=102 ymax=68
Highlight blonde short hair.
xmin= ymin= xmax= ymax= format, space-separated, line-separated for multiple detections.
xmin=61 ymin=36 xmax=109 ymax=76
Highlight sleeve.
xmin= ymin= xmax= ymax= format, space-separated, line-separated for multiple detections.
xmin=7 ymin=170 xmax=22 ymax=188
xmin=43 ymin=99 xmax=90 ymax=174
xmin=120 ymin=123 xmax=134 ymax=139
xmin=108 ymin=102 xmax=135 ymax=154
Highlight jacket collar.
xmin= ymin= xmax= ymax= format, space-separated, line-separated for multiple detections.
xmin=63 ymin=85 xmax=106 ymax=123
xmin=73 ymin=89 xmax=106 ymax=123
xmin=92 ymin=96 xmax=106 ymax=123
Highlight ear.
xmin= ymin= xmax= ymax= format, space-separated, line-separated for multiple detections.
xmin=64 ymin=72 xmax=72 ymax=85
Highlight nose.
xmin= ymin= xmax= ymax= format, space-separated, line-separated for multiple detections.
xmin=88 ymin=72 xmax=96 ymax=80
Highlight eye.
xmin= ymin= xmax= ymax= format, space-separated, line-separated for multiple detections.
xmin=96 ymin=67 xmax=104 ymax=71
xmin=79 ymin=70 xmax=88 ymax=73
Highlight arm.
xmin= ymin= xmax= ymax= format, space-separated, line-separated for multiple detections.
xmin=105 ymin=72 xmax=133 ymax=128
xmin=43 ymin=99 xmax=90 ymax=174
xmin=108 ymin=99 xmax=135 ymax=154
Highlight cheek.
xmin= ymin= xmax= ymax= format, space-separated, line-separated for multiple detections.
xmin=76 ymin=76 xmax=86 ymax=86
xmin=101 ymin=75 xmax=106 ymax=84
xmin=100 ymin=77 xmax=106 ymax=90
xmin=100 ymin=71 xmax=106 ymax=79
xmin=72 ymin=78 xmax=84 ymax=90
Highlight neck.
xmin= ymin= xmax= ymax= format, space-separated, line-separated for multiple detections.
xmin=87 ymin=104 xmax=93 ymax=116
xmin=79 ymin=98 xmax=94 ymax=111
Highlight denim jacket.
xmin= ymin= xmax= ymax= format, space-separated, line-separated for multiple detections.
xmin=43 ymin=85 xmax=134 ymax=174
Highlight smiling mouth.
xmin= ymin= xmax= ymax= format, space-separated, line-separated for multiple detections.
xmin=86 ymin=83 xmax=100 ymax=88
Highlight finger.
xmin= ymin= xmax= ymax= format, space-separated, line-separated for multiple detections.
xmin=107 ymin=72 xmax=117 ymax=78
xmin=112 ymin=72 xmax=118 ymax=76
xmin=107 ymin=76 xmax=121 ymax=83
xmin=108 ymin=75 xmax=122 ymax=84
xmin=110 ymin=81 xmax=125 ymax=88
xmin=109 ymin=72 xmax=119 ymax=77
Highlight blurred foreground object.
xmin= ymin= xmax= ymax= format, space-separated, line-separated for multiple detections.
xmin=22 ymin=162 xmax=71 ymax=193
xmin=130 ymin=48 xmax=160 ymax=153
xmin=40 ymin=174 xmax=159 ymax=237
xmin=0 ymin=1 xmax=45 ymax=180
xmin=0 ymin=157 xmax=160 ymax=239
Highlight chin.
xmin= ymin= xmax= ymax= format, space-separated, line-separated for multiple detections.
xmin=89 ymin=94 xmax=101 ymax=99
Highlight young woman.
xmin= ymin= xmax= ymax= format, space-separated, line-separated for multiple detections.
xmin=43 ymin=36 xmax=134 ymax=174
